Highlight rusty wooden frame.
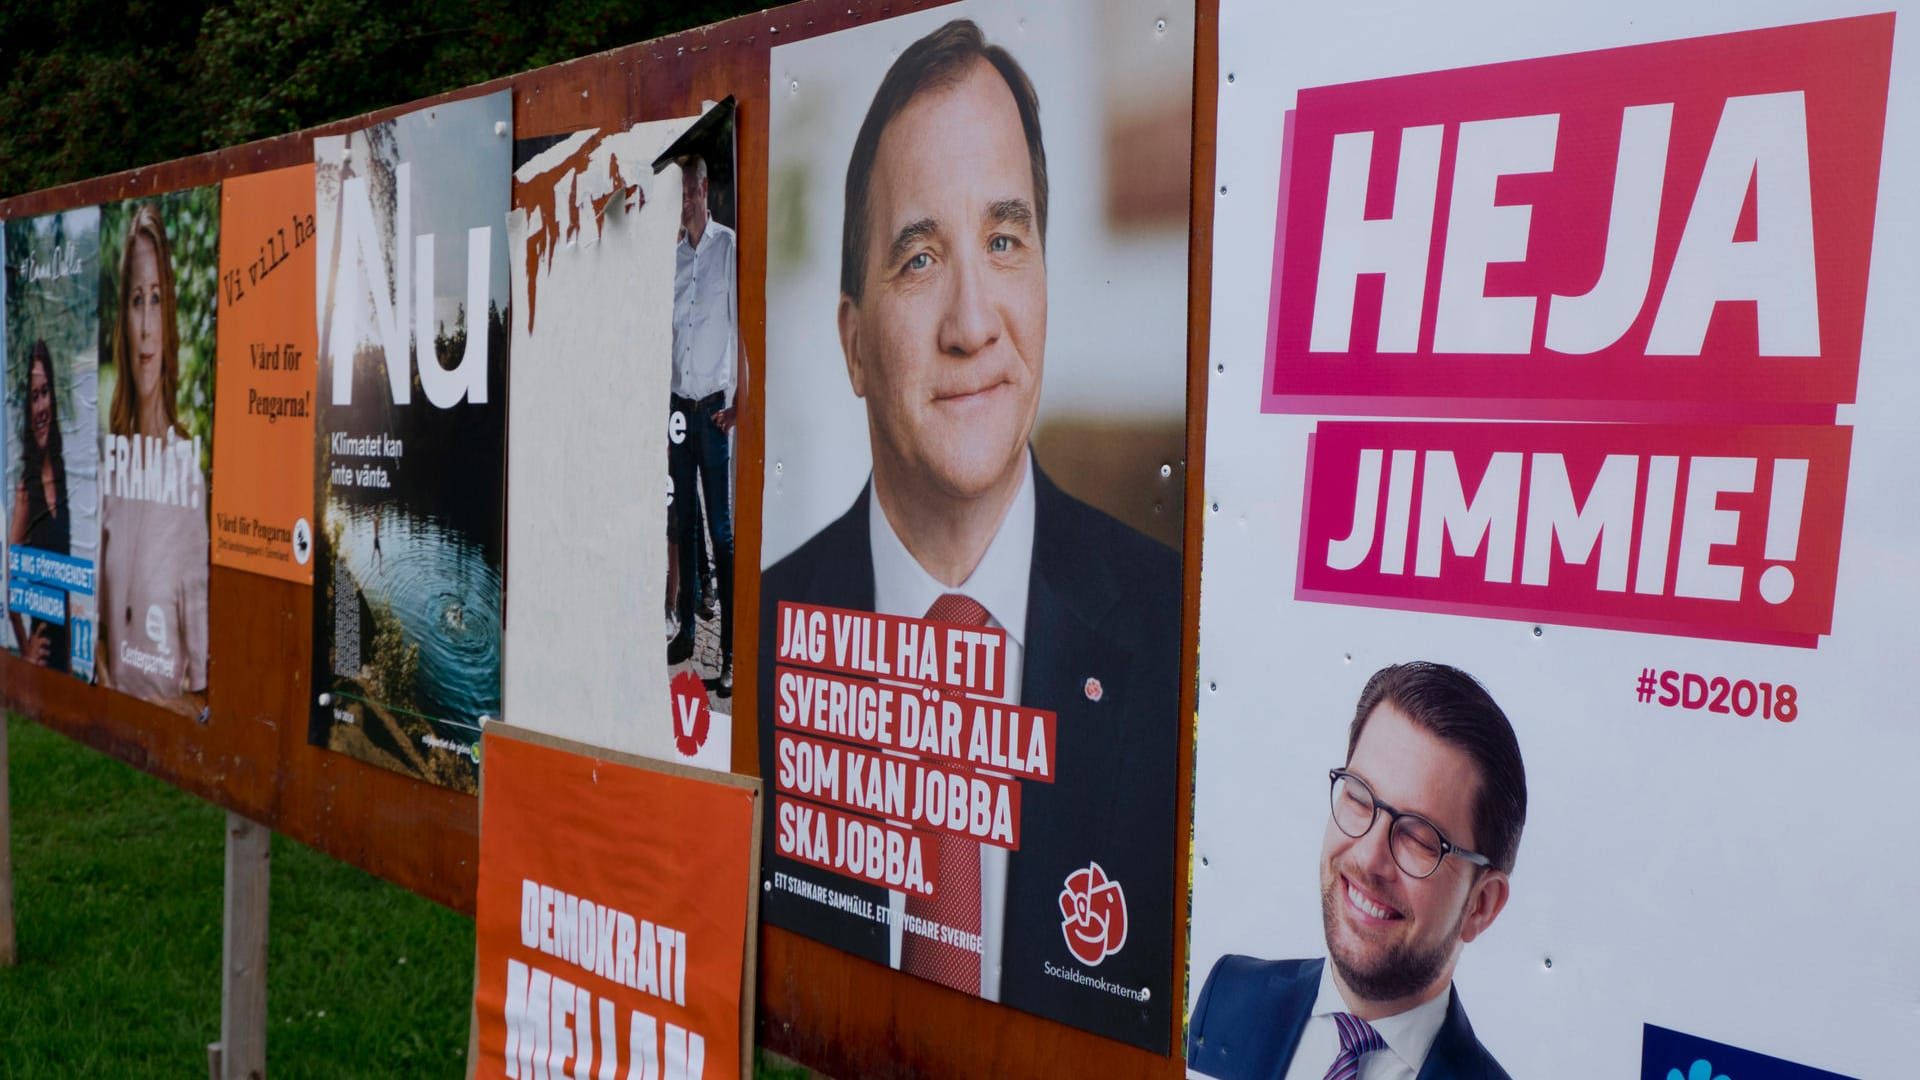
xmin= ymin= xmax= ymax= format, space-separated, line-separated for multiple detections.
xmin=0 ymin=2 xmax=1216 ymax=1074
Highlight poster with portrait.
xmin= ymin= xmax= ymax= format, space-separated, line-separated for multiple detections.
xmin=212 ymin=165 xmax=318 ymax=583
xmin=0 ymin=228 xmax=6 ymax=653
xmin=95 ymin=188 xmax=218 ymax=718
xmin=1190 ymin=5 xmax=1915 ymax=1079
xmin=310 ymin=91 xmax=511 ymax=794
xmin=761 ymin=0 xmax=1193 ymax=1050
xmin=501 ymin=113 xmax=736 ymax=771
xmin=663 ymin=103 xmax=741 ymax=773
xmin=3 ymin=207 xmax=103 ymax=683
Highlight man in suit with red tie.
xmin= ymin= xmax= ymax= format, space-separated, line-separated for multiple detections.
xmin=1187 ymin=662 xmax=1525 ymax=1079
xmin=756 ymin=18 xmax=1180 ymax=1050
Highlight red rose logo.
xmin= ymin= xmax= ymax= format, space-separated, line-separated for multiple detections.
xmin=1057 ymin=861 xmax=1128 ymax=966
xmin=670 ymin=669 xmax=711 ymax=758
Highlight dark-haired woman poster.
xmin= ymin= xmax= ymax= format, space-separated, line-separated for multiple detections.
xmin=8 ymin=340 xmax=72 ymax=672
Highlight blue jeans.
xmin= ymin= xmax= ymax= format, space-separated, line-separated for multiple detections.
xmin=669 ymin=391 xmax=733 ymax=667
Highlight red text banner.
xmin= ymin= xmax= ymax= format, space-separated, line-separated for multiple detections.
xmin=775 ymin=601 xmax=1008 ymax=697
xmin=773 ymin=732 xmax=1023 ymax=849
xmin=768 ymin=601 xmax=1059 ymax=897
xmin=771 ymin=664 xmax=1057 ymax=781
xmin=1264 ymin=15 xmax=1892 ymax=421
xmin=774 ymin=795 xmax=940 ymax=898
xmin=1297 ymin=421 xmax=1851 ymax=646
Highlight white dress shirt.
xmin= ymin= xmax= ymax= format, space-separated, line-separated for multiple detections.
xmin=1281 ymin=962 xmax=1451 ymax=1080
xmin=870 ymin=454 xmax=1036 ymax=1001
xmin=671 ymin=216 xmax=737 ymax=401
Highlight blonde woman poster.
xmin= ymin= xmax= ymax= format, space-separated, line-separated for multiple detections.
xmin=95 ymin=191 xmax=218 ymax=717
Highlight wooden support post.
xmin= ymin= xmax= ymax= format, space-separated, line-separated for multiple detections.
xmin=0 ymin=715 xmax=15 ymax=968
xmin=208 ymin=812 xmax=270 ymax=1080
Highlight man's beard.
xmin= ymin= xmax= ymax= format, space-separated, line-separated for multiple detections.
xmin=1319 ymin=873 xmax=1462 ymax=1005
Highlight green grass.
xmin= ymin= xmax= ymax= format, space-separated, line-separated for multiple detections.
xmin=754 ymin=1050 xmax=818 ymax=1080
xmin=0 ymin=714 xmax=472 ymax=1077
xmin=0 ymin=716 xmax=824 ymax=1079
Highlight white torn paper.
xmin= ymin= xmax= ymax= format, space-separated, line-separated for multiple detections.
xmin=502 ymin=117 xmax=730 ymax=770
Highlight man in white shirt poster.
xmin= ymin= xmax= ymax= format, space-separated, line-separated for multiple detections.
xmin=667 ymin=152 xmax=737 ymax=691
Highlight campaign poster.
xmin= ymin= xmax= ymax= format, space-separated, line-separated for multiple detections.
xmin=94 ymin=188 xmax=218 ymax=717
xmin=761 ymin=0 xmax=1194 ymax=1049
xmin=0 ymin=228 xmax=6 ymax=654
xmin=502 ymin=114 xmax=736 ymax=771
xmin=664 ymin=103 xmax=741 ymax=772
xmin=1189 ymin=6 xmax=1912 ymax=1079
xmin=310 ymin=91 xmax=511 ymax=794
xmin=212 ymin=165 xmax=318 ymax=583
xmin=3 ymin=207 xmax=103 ymax=683
xmin=471 ymin=725 xmax=759 ymax=1079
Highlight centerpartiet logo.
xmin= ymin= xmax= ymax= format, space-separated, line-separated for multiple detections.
xmin=1058 ymin=861 xmax=1127 ymax=966
xmin=145 ymin=604 xmax=170 ymax=652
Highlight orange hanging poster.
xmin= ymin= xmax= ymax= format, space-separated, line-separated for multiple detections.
xmin=472 ymin=726 xmax=759 ymax=1079
xmin=210 ymin=164 xmax=316 ymax=582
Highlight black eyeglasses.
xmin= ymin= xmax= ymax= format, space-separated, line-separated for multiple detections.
xmin=1328 ymin=768 xmax=1491 ymax=879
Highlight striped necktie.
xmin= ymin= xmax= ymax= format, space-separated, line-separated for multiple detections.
xmin=1323 ymin=1012 xmax=1389 ymax=1080
xmin=899 ymin=593 xmax=991 ymax=994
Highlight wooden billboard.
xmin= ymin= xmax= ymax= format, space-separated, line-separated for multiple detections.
xmin=0 ymin=1 xmax=1216 ymax=1074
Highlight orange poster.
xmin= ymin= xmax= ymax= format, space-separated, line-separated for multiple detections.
xmin=473 ymin=726 xmax=759 ymax=1080
xmin=210 ymin=164 xmax=316 ymax=582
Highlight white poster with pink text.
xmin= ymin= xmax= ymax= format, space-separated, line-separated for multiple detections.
xmin=1190 ymin=5 xmax=1915 ymax=1080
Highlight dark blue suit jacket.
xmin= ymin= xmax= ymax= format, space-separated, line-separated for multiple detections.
xmin=1187 ymin=956 xmax=1512 ymax=1080
xmin=757 ymin=464 xmax=1181 ymax=1050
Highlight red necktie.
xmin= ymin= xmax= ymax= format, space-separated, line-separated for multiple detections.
xmin=900 ymin=593 xmax=990 ymax=994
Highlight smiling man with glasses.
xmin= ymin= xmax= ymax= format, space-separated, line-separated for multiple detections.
xmin=1188 ymin=661 xmax=1527 ymax=1080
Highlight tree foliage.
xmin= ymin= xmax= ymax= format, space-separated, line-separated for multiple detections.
xmin=1 ymin=0 xmax=765 ymax=198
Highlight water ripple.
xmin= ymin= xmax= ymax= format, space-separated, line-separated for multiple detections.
xmin=330 ymin=501 xmax=502 ymax=729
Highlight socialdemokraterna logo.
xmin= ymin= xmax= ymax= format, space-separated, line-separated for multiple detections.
xmin=1058 ymin=862 xmax=1128 ymax=966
